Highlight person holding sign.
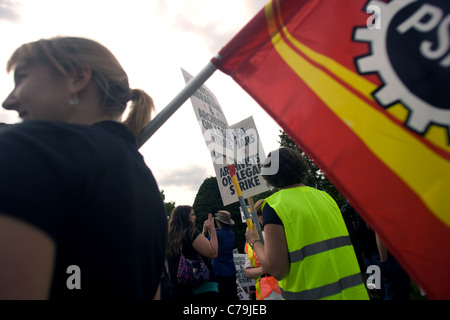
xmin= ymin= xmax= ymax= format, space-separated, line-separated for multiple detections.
xmin=244 ymin=199 xmax=282 ymax=300
xmin=246 ymin=148 xmax=369 ymax=300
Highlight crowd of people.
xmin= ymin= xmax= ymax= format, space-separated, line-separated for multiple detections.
xmin=162 ymin=148 xmax=370 ymax=301
xmin=160 ymin=148 xmax=414 ymax=301
xmin=0 ymin=36 xmax=414 ymax=300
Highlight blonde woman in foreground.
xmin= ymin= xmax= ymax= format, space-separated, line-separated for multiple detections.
xmin=0 ymin=36 xmax=167 ymax=299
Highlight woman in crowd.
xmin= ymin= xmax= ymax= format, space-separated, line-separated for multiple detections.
xmin=246 ymin=147 xmax=369 ymax=300
xmin=166 ymin=205 xmax=218 ymax=301
xmin=0 ymin=36 xmax=167 ymax=299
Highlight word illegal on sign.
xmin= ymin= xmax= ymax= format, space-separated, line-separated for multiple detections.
xmin=220 ymin=155 xmax=263 ymax=195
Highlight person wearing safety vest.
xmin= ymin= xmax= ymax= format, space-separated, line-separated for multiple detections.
xmin=246 ymin=148 xmax=369 ymax=300
xmin=244 ymin=199 xmax=282 ymax=300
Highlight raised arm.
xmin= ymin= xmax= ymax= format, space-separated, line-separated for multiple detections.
xmin=192 ymin=213 xmax=218 ymax=259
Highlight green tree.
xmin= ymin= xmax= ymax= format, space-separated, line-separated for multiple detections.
xmin=160 ymin=189 xmax=175 ymax=217
xmin=278 ymin=131 xmax=346 ymax=207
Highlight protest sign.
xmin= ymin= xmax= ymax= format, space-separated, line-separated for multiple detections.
xmin=219 ymin=116 xmax=270 ymax=205
xmin=237 ymin=282 xmax=250 ymax=301
xmin=182 ymin=68 xmax=233 ymax=164
xmin=183 ymin=69 xmax=270 ymax=206
xmin=233 ymin=252 xmax=255 ymax=289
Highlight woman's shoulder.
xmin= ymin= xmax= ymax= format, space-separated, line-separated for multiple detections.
xmin=0 ymin=121 xmax=90 ymax=147
xmin=183 ymin=228 xmax=201 ymax=243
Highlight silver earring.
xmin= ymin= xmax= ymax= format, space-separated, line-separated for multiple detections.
xmin=69 ymin=96 xmax=79 ymax=107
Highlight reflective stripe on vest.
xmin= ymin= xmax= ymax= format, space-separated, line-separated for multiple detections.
xmin=280 ymin=273 xmax=364 ymax=300
xmin=290 ymin=235 xmax=352 ymax=263
xmin=264 ymin=187 xmax=369 ymax=300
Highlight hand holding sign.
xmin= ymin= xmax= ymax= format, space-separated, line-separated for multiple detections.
xmin=245 ymin=227 xmax=260 ymax=246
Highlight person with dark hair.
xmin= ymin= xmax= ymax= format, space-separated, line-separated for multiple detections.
xmin=246 ymin=147 xmax=369 ymax=300
xmin=166 ymin=206 xmax=218 ymax=301
xmin=0 ymin=36 xmax=167 ymax=299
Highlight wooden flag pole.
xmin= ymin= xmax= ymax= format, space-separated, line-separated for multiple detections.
xmin=228 ymin=164 xmax=264 ymax=244
xmin=247 ymin=196 xmax=262 ymax=239
xmin=247 ymin=197 xmax=255 ymax=212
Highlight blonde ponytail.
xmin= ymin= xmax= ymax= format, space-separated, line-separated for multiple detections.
xmin=122 ymin=89 xmax=155 ymax=139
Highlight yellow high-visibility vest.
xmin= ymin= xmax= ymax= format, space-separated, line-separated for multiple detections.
xmin=263 ymin=186 xmax=369 ymax=300
xmin=245 ymin=242 xmax=281 ymax=300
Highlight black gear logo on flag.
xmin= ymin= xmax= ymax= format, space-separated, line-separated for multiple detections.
xmin=354 ymin=0 xmax=450 ymax=143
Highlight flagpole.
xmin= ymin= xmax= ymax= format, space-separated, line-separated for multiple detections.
xmin=136 ymin=59 xmax=264 ymax=242
xmin=137 ymin=62 xmax=218 ymax=149
xmin=247 ymin=197 xmax=263 ymax=241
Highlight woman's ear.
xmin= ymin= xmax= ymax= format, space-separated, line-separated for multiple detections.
xmin=69 ymin=67 xmax=92 ymax=94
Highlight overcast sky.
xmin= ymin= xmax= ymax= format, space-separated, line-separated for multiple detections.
xmin=0 ymin=0 xmax=281 ymax=206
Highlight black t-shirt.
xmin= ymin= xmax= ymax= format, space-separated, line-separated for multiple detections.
xmin=181 ymin=229 xmax=203 ymax=259
xmin=181 ymin=229 xmax=214 ymax=278
xmin=0 ymin=120 xmax=167 ymax=299
xmin=262 ymin=203 xmax=283 ymax=226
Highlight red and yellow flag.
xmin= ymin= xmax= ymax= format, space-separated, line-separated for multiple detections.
xmin=212 ymin=0 xmax=450 ymax=299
